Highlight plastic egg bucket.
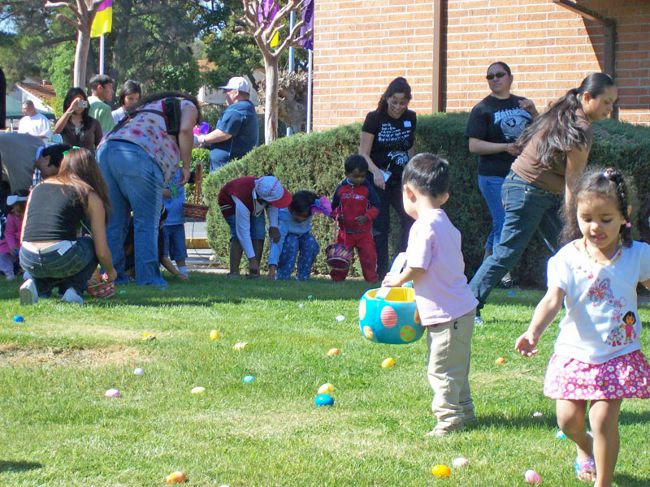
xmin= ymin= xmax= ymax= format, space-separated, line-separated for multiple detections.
xmin=358 ymin=287 xmax=424 ymax=344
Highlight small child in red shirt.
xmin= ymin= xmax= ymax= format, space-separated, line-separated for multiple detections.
xmin=330 ymin=155 xmax=380 ymax=282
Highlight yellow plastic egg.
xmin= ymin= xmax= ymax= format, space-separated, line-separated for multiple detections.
xmin=165 ymin=471 xmax=187 ymax=483
xmin=431 ymin=464 xmax=451 ymax=478
xmin=209 ymin=329 xmax=221 ymax=341
xmin=495 ymin=356 xmax=507 ymax=365
xmin=327 ymin=348 xmax=341 ymax=357
xmin=381 ymin=357 xmax=396 ymax=369
xmin=318 ymin=383 xmax=335 ymax=394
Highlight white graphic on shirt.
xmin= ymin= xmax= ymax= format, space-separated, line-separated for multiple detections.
xmin=493 ymin=108 xmax=532 ymax=142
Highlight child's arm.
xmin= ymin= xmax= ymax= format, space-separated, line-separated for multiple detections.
xmin=365 ymin=182 xmax=381 ymax=221
xmin=267 ymin=224 xmax=288 ymax=280
xmin=161 ymin=255 xmax=188 ymax=280
xmin=515 ymin=286 xmax=565 ymax=357
xmin=382 ymin=266 xmax=426 ymax=288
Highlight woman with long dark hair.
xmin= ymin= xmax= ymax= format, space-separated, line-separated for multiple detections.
xmin=53 ymin=88 xmax=103 ymax=151
xmin=19 ymin=148 xmax=115 ymax=304
xmin=470 ymin=73 xmax=617 ymax=323
xmin=97 ymin=91 xmax=200 ymax=287
xmin=359 ymin=77 xmax=416 ymax=279
xmin=111 ymin=79 xmax=142 ymax=124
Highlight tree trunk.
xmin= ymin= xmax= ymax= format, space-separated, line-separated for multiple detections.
xmin=73 ymin=28 xmax=91 ymax=87
xmin=263 ymin=55 xmax=279 ymax=144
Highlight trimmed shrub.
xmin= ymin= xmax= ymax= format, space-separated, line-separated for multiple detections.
xmin=202 ymin=114 xmax=650 ymax=285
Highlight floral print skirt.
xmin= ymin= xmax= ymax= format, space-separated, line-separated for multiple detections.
xmin=544 ymin=350 xmax=650 ymax=400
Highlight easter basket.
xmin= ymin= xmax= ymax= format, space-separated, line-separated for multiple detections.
xmin=183 ymin=163 xmax=208 ymax=221
xmin=357 ymin=253 xmax=424 ymax=345
xmin=87 ymin=274 xmax=116 ymax=299
xmin=325 ymin=242 xmax=354 ymax=271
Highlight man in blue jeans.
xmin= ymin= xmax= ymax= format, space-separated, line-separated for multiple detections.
xmin=197 ymin=77 xmax=259 ymax=171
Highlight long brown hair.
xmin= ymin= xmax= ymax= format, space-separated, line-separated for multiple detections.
xmin=376 ymin=77 xmax=412 ymax=113
xmin=57 ymin=148 xmax=111 ymax=219
xmin=515 ymin=73 xmax=615 ymax=169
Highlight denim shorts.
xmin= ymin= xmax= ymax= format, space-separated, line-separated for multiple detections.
xmin=20 ymin=237 xmax=96 ymax=279
xmin=224 ymin=214 xmax=266 ymax=241
xmin=162 ymin=224 xmax=187 ymax=261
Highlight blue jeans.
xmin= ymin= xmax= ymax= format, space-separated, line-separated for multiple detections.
xmin=209 ymin=149 xmax=229 ymax=172
xmin=19 ymin=237 xmax=97 ymax=295
xmin=98 ymin=140 xmax=166 ymax=286
xmin=224 ymin=213 xmax=266 ymax=241
xmin=277 ymin=233 xmax=320 ymax=281
xmin=477 ymin=175 xmax=506 ymax=252
xmin=162 ymin=224 xmax=187 ymax=261
xmin=470 ymin=171 xmax=562 ymax=310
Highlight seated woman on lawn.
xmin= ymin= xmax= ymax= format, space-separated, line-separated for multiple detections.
xmin=268 ymin=191 xmax=329 ymax=281
xmin=19 ymin=148 xmax=116 ymax=305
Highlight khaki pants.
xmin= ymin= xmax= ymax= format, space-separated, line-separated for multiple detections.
xmin=426 ymin=309 xmax=475 ymax=433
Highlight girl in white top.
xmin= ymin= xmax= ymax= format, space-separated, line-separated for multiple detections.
xmin=515 ymin=167 xmax=650 ymax=487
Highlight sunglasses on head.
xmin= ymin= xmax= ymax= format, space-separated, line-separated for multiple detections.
xmin=486 ymin=72 xmax=507 ymax=81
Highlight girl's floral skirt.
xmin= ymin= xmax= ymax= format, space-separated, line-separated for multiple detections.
xmin=544 ymin=350 xmax=650 ymax=400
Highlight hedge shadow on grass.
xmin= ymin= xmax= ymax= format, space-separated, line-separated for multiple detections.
xmin=0 ymin=460 xmax=43 ymax=473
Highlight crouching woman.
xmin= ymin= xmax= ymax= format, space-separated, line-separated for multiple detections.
xmin=19 ymin=148 xmax=116 ymax=305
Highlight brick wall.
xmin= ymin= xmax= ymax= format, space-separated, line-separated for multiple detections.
xmin=313 ymin=0 xmax=650 ymax=129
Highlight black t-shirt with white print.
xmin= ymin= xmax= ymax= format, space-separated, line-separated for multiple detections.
xmin=362 ymin=109 xmax=416 ymax=180
xmin=465 ymin=94 xmax=533 ymax=177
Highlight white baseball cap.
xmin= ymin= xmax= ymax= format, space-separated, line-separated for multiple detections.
xmin=219 ymin=76 xmax=251 ymax=94
xmin=254 ymin=176 xmax=292 ymax=208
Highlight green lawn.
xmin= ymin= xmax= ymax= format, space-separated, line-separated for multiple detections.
xmin=1 ymin=274 xmax=649 ymax=486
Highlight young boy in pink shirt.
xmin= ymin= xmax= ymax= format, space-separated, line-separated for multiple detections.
xmin=382 ymin=153 xmax=478 ymax=436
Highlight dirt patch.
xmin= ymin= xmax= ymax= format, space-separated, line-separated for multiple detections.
xmin=0 ymin=343 xmax=145 ymax=368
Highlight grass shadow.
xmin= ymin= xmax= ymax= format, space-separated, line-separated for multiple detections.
xmin=0 ymin=460 xmax=43 ymax=473
xmin=613 ymin=473 xmax=650 ymax=487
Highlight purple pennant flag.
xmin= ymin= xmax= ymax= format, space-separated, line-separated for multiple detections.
xmin=299 ymin=0 xmax=314 ymax=50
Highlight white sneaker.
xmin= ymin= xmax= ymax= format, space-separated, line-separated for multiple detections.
xmin=19 ymin=279 xmax=38 ymax=305
xmin=62 ymin=288 xmax=84 ymax=305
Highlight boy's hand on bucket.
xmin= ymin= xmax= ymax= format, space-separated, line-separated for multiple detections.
xmin=381 ymin=273 xmax=402 ymax=288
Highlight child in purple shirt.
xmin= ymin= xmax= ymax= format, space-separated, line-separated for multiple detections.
xmin=382 ymin=153 xmax=478 ymax=436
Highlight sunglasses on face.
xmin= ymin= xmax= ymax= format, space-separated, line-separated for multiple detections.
xmin=486 ymin=72 xmax=507 ymax=81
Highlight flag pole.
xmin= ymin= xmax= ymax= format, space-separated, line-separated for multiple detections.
xmin=99 ymin=35 xmax=105 ymax=75
xmin=306 ymin=49 xmax=313 ymax=134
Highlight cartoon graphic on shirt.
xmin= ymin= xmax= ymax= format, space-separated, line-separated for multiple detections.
xmin=606 ymin=312 xmax=637 ymax=347
xmin=493 ymin=107 xmax=533 ymax=141
xmin=588 ymin=277 xmax=613 ymax=305
xmin=587 ymin=277 xmax=635 ymax=348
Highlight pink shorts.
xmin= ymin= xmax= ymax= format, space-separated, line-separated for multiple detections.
xmin=544 ymin=350 xmax=650 ymax=400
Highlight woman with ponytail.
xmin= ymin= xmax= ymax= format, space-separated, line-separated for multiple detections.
xmin=470 ymin=73 xmax=617 ymax=322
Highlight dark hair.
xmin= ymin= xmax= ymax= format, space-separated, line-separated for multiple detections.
xmin=516 ymin=73 xmax=615 ymax=169
xmin=118 ymin=80 xmax=142 ymax=107
xmin=62 ymin=87 xmax=94 ymax=129
xmin=289 ymin=190 xmax=318 ymax=216
xmin=487 ymin=61 xmax=512 ymax=76
xmin=134 ymin=91 xmax=202 ymax=122
xmin=561 ymin=166 xmax=635 ymax=248
xmin=41 ymin=144 xmax=71 ymax=168
xmin=58 ymin=148 xmax=111 ymax=220
xmin=377 ymin=77 xmax=412 ymax=113
xmin=402 ymin=153 xmax=450 ymax=198
xmin=88 ymin=74 xmax=114 ymax=92
xmin=344 ymin=154 xmax=368 ymax=174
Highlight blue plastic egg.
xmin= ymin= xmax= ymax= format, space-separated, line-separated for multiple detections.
xmin=13 ymin=315 xmax=25 ymax=323
xmin=315 ymin=393 xmax=334 ymax=407
xmin=358 ymin=287 xmax=424 ymax=345
xmin=243 ymin=375 xmax=255 ymax=383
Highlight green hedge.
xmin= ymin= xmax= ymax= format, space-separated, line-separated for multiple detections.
xmin=200 ymin=114 xmax=650 ymax=285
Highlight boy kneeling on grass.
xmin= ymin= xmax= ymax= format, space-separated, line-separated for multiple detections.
xmin=382 ymin=153 xmax=478 ymax=436
xmin=218 ymin=175 xmax=291 ymax=277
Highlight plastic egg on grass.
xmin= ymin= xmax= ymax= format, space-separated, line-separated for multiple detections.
xmin=142 ymin=332 xmax=156 ymax=341
xmin=315 ymin=393 xmax=334 ymax=407
xmin=191 ymin=386 xmax=206 ymax=395
xmin=381 ymin=357 xmax=396 ymax=369
xmin=452 ymin=457 xmax=469 ymax=468
xmin=524 ymin=469 xmax=542 ymax=485
xmin=12 ymin=315 xmax=25 ymax=323
xmin=298 ymin=303 xmax=305 ymax=309
xmin=327 ymin=348 xmax=341 ymax=357
xmin=243 ymin=375 xmax=255 ymax=383
xmin=318 ymin=383 xmax=335 ymax=395
xmin=495 ymin=356 xmax=507 ymax=365
xmin=431 ymin=464 xmax=451 ymax=478
xmin=105 ymin=388 xmax=121 ymax=398
xmin=335 ymin=315 xmax=345 ymax=323
xmin=233 ymin=341 xmax=248 ymax=351
xmin=555 ymin=430 xmax=567 ymax=440
xmin=533 ymin=411 xmax=543 ymax=418
xmin=165 ymin=471 xmax=187 ymax=484
xmin=133 ymin=367 xmax=144 ymax=376
xmin=209 ymin=329 xmax=221 ymax=341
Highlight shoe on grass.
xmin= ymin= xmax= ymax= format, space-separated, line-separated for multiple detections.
xmin=19 ymin=279 xmax=38 ymax=305
xmin=574 ymin=455 xmax=596 ymax=482
xmin=62 ymin=288 xmax=84 ymax=304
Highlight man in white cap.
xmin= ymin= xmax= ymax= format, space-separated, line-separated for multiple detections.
xmin=218 ymin=175 xmax=291 ymax=277
xmin=197 ymin=76 xmax=259 ymax=171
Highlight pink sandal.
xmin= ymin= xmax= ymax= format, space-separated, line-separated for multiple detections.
xmin=574 ymin=456 xmax=596 ymax=482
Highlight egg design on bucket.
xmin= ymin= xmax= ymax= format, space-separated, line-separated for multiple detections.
xmin=358 ymin=287 xmax=424 ymax=345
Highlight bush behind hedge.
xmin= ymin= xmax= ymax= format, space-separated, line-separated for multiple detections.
xmin=200 ymin=114 xmax=650 ymax=285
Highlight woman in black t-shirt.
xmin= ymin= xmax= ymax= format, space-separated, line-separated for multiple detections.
xmin=19 ymin=148 xmax=115 ymax=305
xmin=359 ymin=77 xmax=416 ymax=279
xmin=465 ymin=62 xmax=537 ymax=284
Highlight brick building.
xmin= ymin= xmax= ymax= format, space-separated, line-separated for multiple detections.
xmin=312 ymin=0 xmax=650 ymax=130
